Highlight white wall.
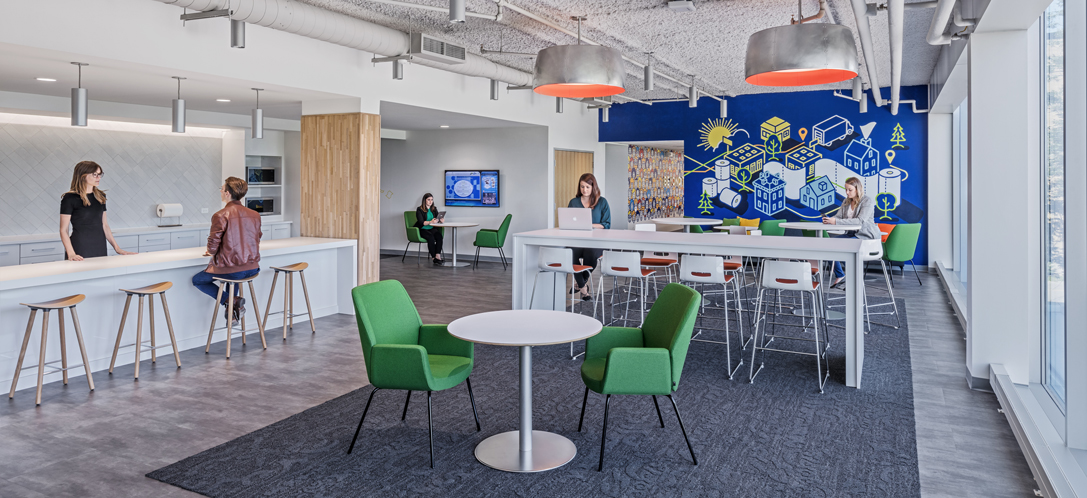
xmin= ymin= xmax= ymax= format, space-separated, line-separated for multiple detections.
xmin=604 ymin=144 xmax=629 ymax=231
xmin=927 ymin=113 xmax=953 ymax=269
xmin=379 ymin=127 xmax=549 ymax=258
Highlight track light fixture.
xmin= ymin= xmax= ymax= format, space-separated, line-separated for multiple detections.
xmin=449 ymin=0 xmax=465 ymax=23
xmin=231 ymin=19 xmax=245 ymax=48
xmin=720 ymin=98 xmax=727 ymax=118
xmin=393 ymin=60 xmax=404 ymax=80
xmin=556 ymin=97 xmax=563 ymax=113
xmin=644 ymin=53 xmax=654 ymax=91
xmin=688 ymin=77 xmax=697 ymax=108
xmin=251 ymin=88 xmax=264 ymax=139
xmin=601 ymin=107 xmax=609 ymax=123
xmin=490 ymin=79 xmax=499 ymax=100
xmin=171 ymin=76 xmax=186 ymax=133
xmin=70 ymin=62 xmax=89 ymax=127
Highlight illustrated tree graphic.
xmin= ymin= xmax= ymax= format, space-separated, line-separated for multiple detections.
xmin=735 ymin=168 xmax=753 ymax=192
xmin=698 ymin=189 xmax=714 ymax=215
xmin=891 ymin=124 xmax=907 ymax=149
xmin=875 ymin=192 xmax=898 ymax=220
xmin=764 ymin=134 xmax=782 ymax=160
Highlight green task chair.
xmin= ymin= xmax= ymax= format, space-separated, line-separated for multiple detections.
xmin=758 ymin=219 xmax=787 ymax=236
xmin=348 ymin=280 xmax=480 ymax=467
xmin=473 ymin=214 xmax=512 ymax=269
xmin=683 ymin=215 xmax=705 ymax=234
xmin=402 ymin=211 xmax=444 ymax=263
xmin=883 ymin=223 xmax=923 ymax=286
xmin=720 ymin=217 xmax=740 ymax=228
xmin=578 ymin=283 xmax=702 ymax=471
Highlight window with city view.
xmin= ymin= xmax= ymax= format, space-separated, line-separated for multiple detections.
xmin=1042 ymin=0 xmax=1065 ymax=409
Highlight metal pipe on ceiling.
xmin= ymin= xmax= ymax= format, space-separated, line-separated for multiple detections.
xmin=925 ymin=0 xmax=958 ymax=45
xmin=888 ymin=0 xmax=903 ymax=115
xmin=849 ymin=0 xmax=886 ymax=107
xmin=361 ymin=0 xmax=497 ymax=20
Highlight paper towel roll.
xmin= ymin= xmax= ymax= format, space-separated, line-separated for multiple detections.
xmin=157 ymin=203 xmax=183 ymax=218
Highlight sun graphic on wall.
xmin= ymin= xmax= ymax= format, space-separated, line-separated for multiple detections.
xmin=698 ymin=118 xmax=739 ymax=152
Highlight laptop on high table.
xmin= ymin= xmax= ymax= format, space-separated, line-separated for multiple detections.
xmin=557 ymin=207 xmax=593 ymax=230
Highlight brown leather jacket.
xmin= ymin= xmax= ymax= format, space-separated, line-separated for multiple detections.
xmin=206 ymin=201 xmax=262 ymax=274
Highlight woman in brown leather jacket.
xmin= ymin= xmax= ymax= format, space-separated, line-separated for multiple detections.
xmin=192 ymin=177 xmax=262 ymax=322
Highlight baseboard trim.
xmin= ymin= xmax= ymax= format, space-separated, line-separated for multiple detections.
xmin=379 ymin=248 xmax=510 ymax=264
xmin=935 ymin=262 xmax=968 ymax=334
xmin=966 ymin=366 xmax=993 ymax=392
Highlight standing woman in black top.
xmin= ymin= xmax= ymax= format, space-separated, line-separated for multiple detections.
xmin=59 ymin=161 xmax=135 ymax=260
xmin=414 ymin=193 xmax=445 ymax=265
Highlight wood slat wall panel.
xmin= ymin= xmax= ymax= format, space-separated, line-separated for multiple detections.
xmin=300 ymin=113 xmax=381 ymax=285
xmin=553 ymin=150 xmax=594 ymax=226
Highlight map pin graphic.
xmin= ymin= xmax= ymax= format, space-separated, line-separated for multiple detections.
xmin=798 ymin=128 xmax=808 ymax=142
xmin=885 ymin=150 xmax=895 ymax=164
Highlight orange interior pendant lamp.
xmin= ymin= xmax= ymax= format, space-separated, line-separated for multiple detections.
xmin=744 ymin=2 xmax=859 ymax=87
xmin=533 ymin=16 xmax=626 ymax=99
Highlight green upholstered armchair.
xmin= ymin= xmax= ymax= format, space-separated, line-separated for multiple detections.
xmin=577 ymin=283 xmax=702 ymax=471
xmin=402 ymin=211 xmax=443 ymax=263
xmin=348 ymin=279 xmax=480 ymax=467
xmin=473 ymin=213 xmax=512 ymax=269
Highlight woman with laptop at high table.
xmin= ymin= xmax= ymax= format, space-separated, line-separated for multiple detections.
xmin=567 ymin=173 xmax=611 ymax=301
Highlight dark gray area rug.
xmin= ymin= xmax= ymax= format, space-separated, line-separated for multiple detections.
xmin=148 ymin=295 xmax=918 ymax=498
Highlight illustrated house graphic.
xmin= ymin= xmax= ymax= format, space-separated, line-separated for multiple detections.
xmin=786 ymin=145 xmax=822 ymax=180
xmin=800 ymin=175 xmax=836 ymax=210
xmin=725 ymin=143 xmax=765 ymax=178
xmin=844 ymin=137 xmax=880 ymax=176
xmin=753 ymin=172 xmax=786 ymax=215
xmin=760 ymin=117 xmax=791 ymax=143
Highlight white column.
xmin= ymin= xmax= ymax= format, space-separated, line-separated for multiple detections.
xmin=1063 ymin=0 xmax=1087 ymax=450
xmin=926 ymin=112 xmax=953 ymax=269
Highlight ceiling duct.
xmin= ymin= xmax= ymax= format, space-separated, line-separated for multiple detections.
xmin=409 ymin=33 xmax=467 ymax=64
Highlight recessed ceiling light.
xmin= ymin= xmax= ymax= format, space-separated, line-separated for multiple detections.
xmin=36 ymin=77 xmax=56 ymax=82
xmin=440 ymin=125 xmax=450 ymax=128
xmin=216 ymin=99 xmax=231 ymax=102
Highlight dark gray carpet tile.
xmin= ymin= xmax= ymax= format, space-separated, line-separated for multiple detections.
xmin=148 ymin=296 xmax=917 ymax=498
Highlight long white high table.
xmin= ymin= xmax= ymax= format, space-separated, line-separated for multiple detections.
xmin=511 ymin=228 xmax=869 ymax=388
xmin=0 ymin=237 xmax=358 ymax=389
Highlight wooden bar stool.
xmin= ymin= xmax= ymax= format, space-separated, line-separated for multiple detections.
xmin=261 ymin=262 xmax=316 ymax=340
xmin=9 ymin=295 xmax=94 ymax=406
xmin=108 ymin=282 xmax=181 ymax=380
xmin=205 ymin=274 xmax=266 ymax=359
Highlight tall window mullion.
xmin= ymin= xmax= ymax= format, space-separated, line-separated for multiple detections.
xmin=1042 ymin=0 xmax=1066 ymax=410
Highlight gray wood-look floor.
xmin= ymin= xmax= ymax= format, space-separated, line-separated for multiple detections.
xmin=0 ymin=257 xmax=1036 ymax=497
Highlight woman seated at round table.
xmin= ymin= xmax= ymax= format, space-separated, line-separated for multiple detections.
xmin=415 ymin=193 xmax=446 ymax=266
xmin=822 ymin=176 xmax=880 ymax=288
xmin=567 ymin=173 xmax=611 ymax=301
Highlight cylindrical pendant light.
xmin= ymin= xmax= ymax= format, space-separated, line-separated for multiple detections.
xmin=851 ymin=77 xmax=862 ymax=99
xmin=70 ymin=62 xmax=88 ymax=127
xmin=688 ymin=78 xmax=698 ymax=108
xmin=251 ymin=88 xmax=264 ymax=139
xmin=720 ymin=98 xmax=727 ymax=118
xmin=556 ymin=97 xmax=563 ymax=113
xmin=859 ymin=90 xmax=868 ymax=113
xmin=490 ymin=79 xmax=499 ymax=100
xmin=171 ymin=76 xmax=186 ymax=133
xmin=449 ymin=0 xmax=465 ymax=23
xmin=533 ymin=45 xmax=626 ymax=98
xmin=231 ymin=19 xmax=245 ymax=48
xmin=744 ymin=23 xmax=859 ymax=86
xmin=601 ymin=107 xmax=609 ymax=123
xmin=644 ymin=54 xmax=654 ymax=91
xmin=393 ymin=60 xmax=404 ymax=80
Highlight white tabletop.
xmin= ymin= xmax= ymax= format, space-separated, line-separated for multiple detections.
xmin=712 ymin=225 xmax=758 ymax=231
xmin=448 ymin=310 xmax=602 ymax=346
xmin=651 ymin=217 xmax=723 ymax=226
xmin=779 ymin=222 xmax=860 ymax=231
xmin=431 ymin=222 xmax=479 ymax=228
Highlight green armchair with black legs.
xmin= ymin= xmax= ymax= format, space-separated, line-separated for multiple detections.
xmin=473 ymin=214 xmax=512 ymax=269
xmin=578 ymin=282 xmax=702 ymax=471
xmin=348 ymin=279 xmax=481 ymax=468
xmin=402 ymin=211 xmax=443 ymax=263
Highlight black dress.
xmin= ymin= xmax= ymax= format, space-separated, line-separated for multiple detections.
xmin=60 ymin=192 xmax=108 ymax=259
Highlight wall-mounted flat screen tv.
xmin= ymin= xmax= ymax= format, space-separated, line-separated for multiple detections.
xmin=445 ymin=170 xmax=499 ymax=207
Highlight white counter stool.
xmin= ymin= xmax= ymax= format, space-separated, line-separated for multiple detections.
xmin=748 ymin=260 xmax=829 ymax=393
xmin=108 ymin=282 xmax=181 ymax=380
xmin=9 ymin=295 xmax=94 ymax=406
xmin=826 ymin=239 xmax=899 ymax=332
xmin=262 ymin=262 xmax=316 ymax=340
xmin=528 ymin=246 xmax=595 ymax=358
xmin=205 ymin=274 xmax=267 ymax=359
xmin=679 ymin=255 xmax=746 ymax=379
xmin=596 ymin=250 xmax=657 ymax=327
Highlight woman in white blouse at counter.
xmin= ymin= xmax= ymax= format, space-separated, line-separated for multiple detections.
xmin=59 ymin=161 xmax=135 ymax=261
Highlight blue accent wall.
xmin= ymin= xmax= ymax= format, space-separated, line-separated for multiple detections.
xmin=600 ymin=86 xmax=929 ymax=264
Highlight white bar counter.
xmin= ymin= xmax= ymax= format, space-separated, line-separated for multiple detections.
xmin=0 ymin=237 xmax=357 ymax=389
xmin=511 ymin=228 xmax=867 ymax=388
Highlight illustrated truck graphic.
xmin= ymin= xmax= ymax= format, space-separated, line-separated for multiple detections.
xmin=812 ymin=115 xmax=854 ymax=147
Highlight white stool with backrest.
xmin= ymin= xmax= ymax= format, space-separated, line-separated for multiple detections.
xmin=826 ymin=239 xmax=899 ymax=332
xmin=205 ymin=273 xmax=267 ymax=359
xmin=596 ymin=250 xmax=657 ymax=327
xmin=10 ymin=295 xmax=94 ymax=406
xmin=262 ymin=262 xmax=317 ymax=340
xmin=748 ymin=260 xmax=829 ymax=393
xmin=528 ymin=246 xmax=595 ymax=358
xmin=679 ymin=255 xmax=746 ymax=379
xmin=108 ymin=282 xmax=181 ymax=380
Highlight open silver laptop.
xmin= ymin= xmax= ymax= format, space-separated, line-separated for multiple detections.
xmin=557 ymin=207 xmax=593 ymax=230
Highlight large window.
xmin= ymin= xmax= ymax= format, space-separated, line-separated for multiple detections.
xmin=1042 ymin=0 xmax=1065 ymax=409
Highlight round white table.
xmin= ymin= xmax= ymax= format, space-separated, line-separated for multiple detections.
xmin=448 ymin=310 xmax=602 ymax=473
xmin=778 ymin=221 xmax=860 ymax=237
xmin=651 ymin=217 xmax=723 ymax=233
xmin=430 ymin=222 xmax=479 ymax=267
xmin=712 ymin=225 xmax=759 ymax=232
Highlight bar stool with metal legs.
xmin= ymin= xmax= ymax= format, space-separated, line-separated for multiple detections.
xmin=748 ymin=260 xmax=829 ymax=393
xmin=596 ymin=250 xmax=657 ymax=327
xmin=262 ymin=262 xmax=316 ymax=340
xmin=678 ymin=255 xmax=746 ymax=379
xmin=528 ymin=246 xmax=595 ymax=358
xmin=205 ymin=274 xmax=266 ymax=359
xmin=9 ymin=295 xmax=94 ymax=406
xmin=108 ymin=282 xmax=181 ymax=380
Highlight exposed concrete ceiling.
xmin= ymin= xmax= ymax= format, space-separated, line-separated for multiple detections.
xmin=302 ymin=0 xmax=943 ymax=100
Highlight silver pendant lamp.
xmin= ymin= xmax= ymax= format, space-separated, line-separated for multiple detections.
xmin=744 ymin=22 xmax=858 ymax=87
xmin=251 ymin=88 xmax=264 ymax=139
xmin=70 ymin=62 xmax=89 ymax=127
xmin=171 ymin=76 xmax=186 ymax=133
xmin=532 ymin=16 xmax=625 ymax=99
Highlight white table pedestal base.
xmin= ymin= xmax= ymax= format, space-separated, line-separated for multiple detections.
xmin=474 ymin=430 xmax=577 ymax=472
